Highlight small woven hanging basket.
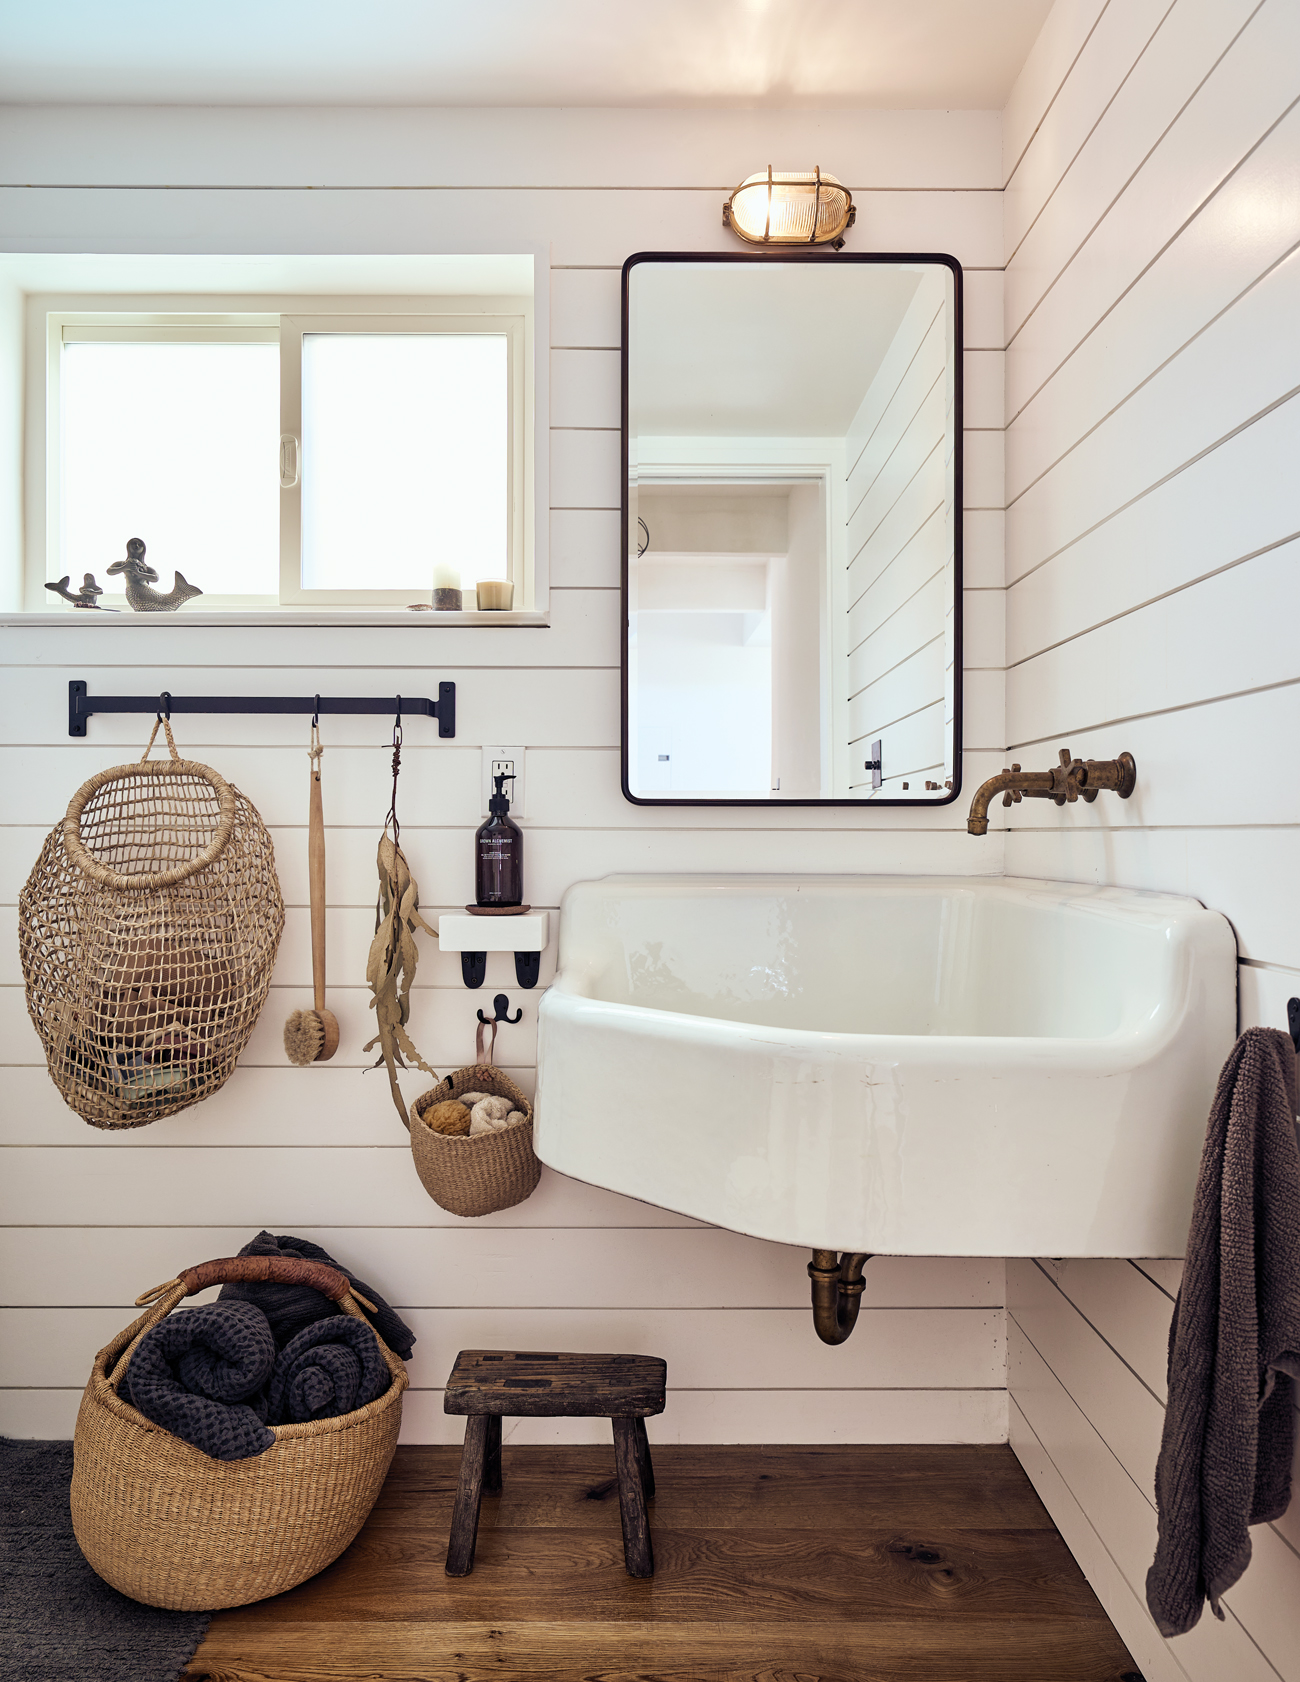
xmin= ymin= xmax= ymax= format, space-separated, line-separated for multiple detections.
xmin=411 ymin=1064 xmax=541 ymax=1217
xmin=18 ymin=719 xmax=284 ymax=1129
xmin=71 ymin=1254 xmax=407 ymax=1610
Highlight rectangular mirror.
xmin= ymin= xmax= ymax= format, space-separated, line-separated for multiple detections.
xmin=622 ymin=252 xmax=962 ymax=805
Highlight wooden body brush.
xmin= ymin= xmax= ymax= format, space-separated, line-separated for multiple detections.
xmin=284 ymin=722 xmax=340 ymax=1065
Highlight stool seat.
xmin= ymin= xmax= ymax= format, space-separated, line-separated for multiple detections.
xmin=442 ymin=1348 xmax=666 ymax=1579
xmin=445 ymin=1349 xmax=667 ymax=1417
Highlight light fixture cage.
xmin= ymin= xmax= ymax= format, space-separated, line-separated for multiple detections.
xmin=723 ymin=166 xmax=855 ymax=248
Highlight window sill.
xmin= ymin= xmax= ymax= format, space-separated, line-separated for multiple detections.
xmin=3 ymin=609 xmax=550 ymax=629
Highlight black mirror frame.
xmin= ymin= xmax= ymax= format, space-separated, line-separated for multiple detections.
xmin=620 ymin=249 xmax=964 ymax=808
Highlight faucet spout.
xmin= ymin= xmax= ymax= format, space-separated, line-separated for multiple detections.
xmin=966 ymin=764 xmax=1055 ymax=835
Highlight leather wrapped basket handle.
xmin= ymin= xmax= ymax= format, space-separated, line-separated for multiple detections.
xmin=136 ymin=1254 xmax=352 ymax=1307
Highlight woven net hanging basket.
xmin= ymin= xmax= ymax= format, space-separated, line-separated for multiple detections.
xmin=19 ymin=718 xmax=284 ymax=1129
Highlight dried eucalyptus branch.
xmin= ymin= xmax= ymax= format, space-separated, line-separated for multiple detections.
xmin=362 ymin=827 xmax=439 ymax=1127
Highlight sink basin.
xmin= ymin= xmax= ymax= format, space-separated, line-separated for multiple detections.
xmin=534 ymin=875 xmax=1236 ymax=1257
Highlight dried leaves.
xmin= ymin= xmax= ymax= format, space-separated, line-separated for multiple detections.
xmin=363 ymin=828 xmax=438 ymax=1127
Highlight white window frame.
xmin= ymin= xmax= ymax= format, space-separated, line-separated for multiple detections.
xmin=46 ymin=314 xmax=281 ymax=609
xmin=39 ymin=300 xmax=534 ymax=615
xmin=278 ymin=311 xmax=528 ymax=608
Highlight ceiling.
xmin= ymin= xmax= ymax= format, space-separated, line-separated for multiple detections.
xmin=0 ymin=1 xmax=1054 ymax=108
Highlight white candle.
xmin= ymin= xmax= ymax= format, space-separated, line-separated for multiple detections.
xmin=433 ymin=564 xmax=460 ymax=590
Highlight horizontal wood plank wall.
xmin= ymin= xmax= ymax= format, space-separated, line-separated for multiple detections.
xmin=0 ymin=106 xmax=1007 ymax=1444
xmin=1001 ymin=1 xmax=1300 ymax=1675
xmin=844 ymin=274 xmax=955 ymax=794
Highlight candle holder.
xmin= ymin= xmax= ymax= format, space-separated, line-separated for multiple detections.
xmin=433 ymin=566 xmax=463 ymax=610
xmin=476 ymin=580 xmax=514 ymax=611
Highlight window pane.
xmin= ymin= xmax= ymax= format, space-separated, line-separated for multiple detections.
xmin=61 ymin=342 xmax=279 ymax=596
xmin=300 ymin=334 xmax=508 ymax=593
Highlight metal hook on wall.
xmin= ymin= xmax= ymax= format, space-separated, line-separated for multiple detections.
xmin=158 ymin=690 xmax=172 ymax=722
xmin=477 ymin=993 xmax=523 ymax=1026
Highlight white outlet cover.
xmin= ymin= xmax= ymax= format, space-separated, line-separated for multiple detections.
xmin=482 ymin=745 xmax=526 ymax=817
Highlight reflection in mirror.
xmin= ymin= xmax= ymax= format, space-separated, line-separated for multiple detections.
xmin=623 ymin=255 xmax=961 ymax=805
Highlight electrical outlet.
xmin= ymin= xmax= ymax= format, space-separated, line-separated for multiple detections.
xmin=482 ymin=746 xmax=526 ymax=817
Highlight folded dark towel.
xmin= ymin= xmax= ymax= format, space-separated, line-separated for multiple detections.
xmin=1146 ymin=1027 xmax=1300 ymax=1636
xmin=267 ymin=1315 xmax=390 ymax=1424
xmin=125 ymin=1301 xmax=276 ymax=1462
xmin=218 ymin=1232 xmax=415 ymax=1361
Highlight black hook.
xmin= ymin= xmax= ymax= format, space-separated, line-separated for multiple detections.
xmin=312 ymin=693 xmax=320 ymax=727
xmin=158 ymin=690 xmax=171 ymax=721
xmin=1288 ymin=998 xmax=1300 ymax=1054
xmin=477 ymin=992 xmax=523 ymax=1025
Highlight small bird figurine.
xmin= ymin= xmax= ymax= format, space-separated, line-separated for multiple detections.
xmin=45 ymin=572 xmax=116 ymax=610
xmin=106 ymin=538 xmax=203 ymax=613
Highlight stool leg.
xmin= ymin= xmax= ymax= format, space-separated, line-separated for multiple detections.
xmin=633 ymin=1416 xmax=655 ymax=1499
xmin=446 ymin=1414 xmax=490 ymax=1576
xmin=484 ymin=1413 xmax=503 ymax=1495
xmin=612 ymin=1417 xmax=654 ymax=1577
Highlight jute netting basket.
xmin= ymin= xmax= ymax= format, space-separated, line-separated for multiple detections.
xmin=72 ymin=1254 xmax=407 ymax=1610
xmin=18 ymin=718 xmax=284 ymax=1128
xmin=411 ymin=1063 xmax=540 ymax=1217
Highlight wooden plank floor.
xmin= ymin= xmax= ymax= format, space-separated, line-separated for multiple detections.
xmin=183 ymin=1445 xmax=1142 ymax=1682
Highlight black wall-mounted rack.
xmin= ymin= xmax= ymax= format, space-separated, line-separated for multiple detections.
xmin=68 ymin=680 xmax=456 ymax=738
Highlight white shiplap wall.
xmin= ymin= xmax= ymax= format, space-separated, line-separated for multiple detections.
xmin=1001 ymin=2 xmax=1300 ymax=1677
xmin=844 ymin=270 xmax=956 ymax=793
xmin=0 ymin=106 xmax=1009 ymax=1444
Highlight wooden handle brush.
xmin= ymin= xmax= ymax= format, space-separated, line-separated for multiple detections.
xmin=284 ymin=729 xmax=340 ymax=1065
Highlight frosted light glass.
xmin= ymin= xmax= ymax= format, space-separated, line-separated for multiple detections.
xmin=301 ymin=334 xmax=508 ymax=592
xmin=60 ymin=342 xmax=279 ymax=596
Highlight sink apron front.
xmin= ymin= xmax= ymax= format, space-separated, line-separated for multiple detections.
xmin=533 ymin=875 xmax=1238 ymax=1258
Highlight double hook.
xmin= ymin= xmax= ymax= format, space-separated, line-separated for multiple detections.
xmin=477 ymin=993 xmax=523 ymax=1026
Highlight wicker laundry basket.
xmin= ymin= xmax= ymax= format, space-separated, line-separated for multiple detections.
xmin=71 ymin=1254 xmax=407 ymax=1611
xmin=411 ymin=1064 xmax=540 ymax=1217
xmin=19 ymin=718 xmax=284 ymax=1129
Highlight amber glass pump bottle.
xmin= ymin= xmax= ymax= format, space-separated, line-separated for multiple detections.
xmin=475 ymin=773 xmax=523 ymax=906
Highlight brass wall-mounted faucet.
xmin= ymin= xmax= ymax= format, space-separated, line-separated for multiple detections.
xmin=967 ymin=748 xmax=1136 ymax=836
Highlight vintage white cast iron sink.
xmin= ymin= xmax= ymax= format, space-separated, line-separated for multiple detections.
xmin=534 ymin=875 xmax=1236 ymax=1256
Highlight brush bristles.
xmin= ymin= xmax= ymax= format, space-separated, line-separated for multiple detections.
xmin=284 ymin=1009 xmax=324 ymax=1066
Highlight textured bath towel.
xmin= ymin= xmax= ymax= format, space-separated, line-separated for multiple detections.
xmin=1146 ymin=1027 xmax=1300 ymax=1636
xmin=218 ymin=1231 xmax=416 ymax=1360
xmin=267 ymin=1315 xmax=389 ymax=1424
xmin=125 ymin=1301 xmax=276 ymax=1462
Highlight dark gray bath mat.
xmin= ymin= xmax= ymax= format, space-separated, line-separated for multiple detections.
xmin=0 ymin=1437 xmax=210 ymax=1682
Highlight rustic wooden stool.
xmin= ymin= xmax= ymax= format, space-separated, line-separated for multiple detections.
xmin=443 ymin=1348 xmax=667 ymax=1578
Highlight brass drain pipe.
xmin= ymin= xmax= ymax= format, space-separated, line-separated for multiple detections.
xmin=808 ymin=1250 xmax=872 ymax=1345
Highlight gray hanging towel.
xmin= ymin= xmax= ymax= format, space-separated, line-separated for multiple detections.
xmin=1146 ymin=1026 xmax=1300 ymax=1637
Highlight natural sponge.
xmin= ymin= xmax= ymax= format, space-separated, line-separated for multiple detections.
xmin=422 ymin=1099 xmax=471 ymax=1136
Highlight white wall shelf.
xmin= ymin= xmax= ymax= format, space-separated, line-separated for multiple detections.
xmin=437 ymin=911 xmax=549 ymax=954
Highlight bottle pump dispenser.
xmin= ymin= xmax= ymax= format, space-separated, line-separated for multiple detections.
xmin=475 ymin=772 xmax=523 ymax=908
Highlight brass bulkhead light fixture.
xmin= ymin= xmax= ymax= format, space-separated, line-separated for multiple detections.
xmin=722 ymin=165 xmax=855 ymax=249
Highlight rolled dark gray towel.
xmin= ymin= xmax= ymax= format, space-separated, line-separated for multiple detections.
xmin=267 ymin=1315 xmax=389 ymax=1424
xmin=125 ymin=1301 xmax=276 ymax=1462
xmin=218 ymin=1231 xmax=415 ymax=1361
